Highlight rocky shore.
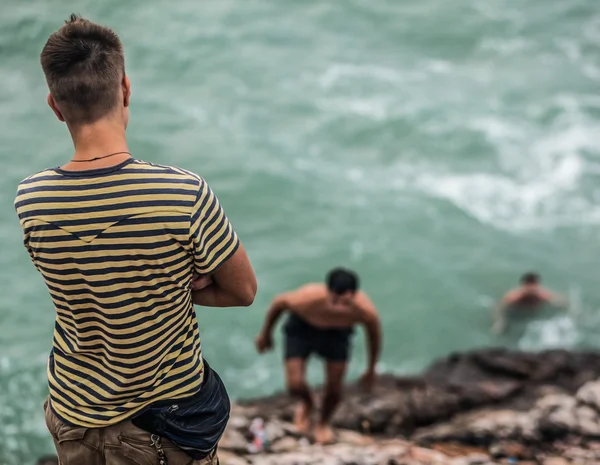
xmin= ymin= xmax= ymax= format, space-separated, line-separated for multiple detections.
xmin=218 ymin=348 xmax=600 ymax=464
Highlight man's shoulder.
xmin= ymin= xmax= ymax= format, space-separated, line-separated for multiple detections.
xmin=298 ymin=283 xmax=326 ymax=294
xmin=355 ymin=291 xmax=377 ymax=313
xmin=15 ymin=168 xmax=60 ymax=199
xmin=129 ymin=160 xmax=204 ymax=186
xmin=14 ymin=168 xmax=59 ymax=218
xmin=537 ymin=286 xmax=556 ymax=300
xmin=356 ymin=289 xmax=372 ymax=301
xmin=503 ymin=288 xmax=523 ymax=303
xmin=17 ymin=167 xmax=60 ymax=187
xmin=291 ymin=283 xmax=326 ymax=302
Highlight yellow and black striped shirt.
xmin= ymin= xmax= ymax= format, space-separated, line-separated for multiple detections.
xmin=14 ymin=159 xmax=239 ymax=427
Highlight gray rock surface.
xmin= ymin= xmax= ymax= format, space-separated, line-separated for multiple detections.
xmin=220 ymin=349 xmax=600 ymax=465
xmin=576 ymin=379 xmax=600 ymax=411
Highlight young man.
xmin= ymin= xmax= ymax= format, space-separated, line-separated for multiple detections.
xmin=255 ymin=268 xmax=382 ymax=444
xmin=15 ymin=15 xmax=256 ymax=465
xmin=492 ymin=272 xmax=566 ymax=334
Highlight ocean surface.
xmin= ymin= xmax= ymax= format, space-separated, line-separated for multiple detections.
xmin=1 ymin=0 xmax=600 ymax=463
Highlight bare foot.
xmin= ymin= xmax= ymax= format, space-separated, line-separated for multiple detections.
xmin=294 ymin=403 xmax=311 ymax=434
xmin=313 ymin=423 xmax=335 ymax=445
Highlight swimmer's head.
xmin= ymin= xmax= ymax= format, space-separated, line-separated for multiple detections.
xmin=41 ymin=15 xmax=130 ymax=129
xmin=326 ymin=268 xmax=359 ymax=303
xmin=520 ymin=272 xmax=540 ymax=285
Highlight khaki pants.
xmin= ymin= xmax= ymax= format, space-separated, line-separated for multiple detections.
xmin=44 ymin=399 xmax=219 ymax=465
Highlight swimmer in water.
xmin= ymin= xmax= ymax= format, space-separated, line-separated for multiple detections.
xmin=255 ymin=268 xmax=382 ymax=444
xmin=492 ymin=272 xmax=567 ymax=334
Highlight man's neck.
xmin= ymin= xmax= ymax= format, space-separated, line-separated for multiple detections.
xmin=64 ymin=119 xmax=130 ymax=171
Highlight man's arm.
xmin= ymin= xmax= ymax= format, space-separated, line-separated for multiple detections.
xmin=358 ymin=294 xmax=382 ymax=390
xmin=188 ymin=178 xmax=257 ymax=307
xmin=192 ymin=244 xmax=257 ymax=307
xmin=539 ymin=288 xmax=569 ymax=308
xmin=255 ymin=293 xmax=290 ymax=353
xmin=492 ymin=301 xmax=507 ymax=334
xmin=363 ymin=310 xmax=382 ymax=374
xmin=492 ymin=289 xmax=520 ymax=334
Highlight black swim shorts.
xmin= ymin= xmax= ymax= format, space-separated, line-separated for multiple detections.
xmin=283 ymin=314 xmax=354 ymax=362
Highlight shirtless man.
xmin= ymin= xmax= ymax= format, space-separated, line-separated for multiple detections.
xmin=255 ymin=268 xmax=382 ymax=444
xmin=492 ymin=272 xmax=567 ymax=334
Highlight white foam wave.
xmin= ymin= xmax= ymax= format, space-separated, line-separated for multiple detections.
xmin=319 ymin=63 xmax=402 ymax=89
xmin=479 ymin=37 xmax=532 ymax=55
xmin=412 ymin=112 xmax=599 ymax=231
xmin=583 ymin=15 xmax=600 ymax=43
xmin=415 ymin=166 xmax=583 ymax=231
xmin=582 ymin=62 xmax=600 ymax=81
xmin=518 ymin=315 xmax=580 ymax=351
xmin=425 ymin=60 xmax=453 ymax=74
xmin=318 ymin=96 xmax=391 ymax=120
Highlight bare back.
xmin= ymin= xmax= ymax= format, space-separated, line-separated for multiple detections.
xmin=282 ymin=284 xmax=374 ymax=329
xmin=504 ymin=285 xmax=554 ymax=308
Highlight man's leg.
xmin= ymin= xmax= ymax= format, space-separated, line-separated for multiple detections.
xmin=285 ymin=357 xmax=313 ymax=433
xmin=314 ymin=360 xmax=347 ymax=444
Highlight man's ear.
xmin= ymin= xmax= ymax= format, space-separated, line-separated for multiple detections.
xmin=47 ymin=94 xmax=65 ymax=122
xmin=123 ymin=75 xmax=131 ymax=107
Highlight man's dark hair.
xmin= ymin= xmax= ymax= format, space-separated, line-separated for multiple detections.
xmin=326 ymin=267 xmax=359 ymax=294
xmin=40 ymin=14 xmax=125 ymax=124
xmin=520 ymin=272 xmax=540 ymax=285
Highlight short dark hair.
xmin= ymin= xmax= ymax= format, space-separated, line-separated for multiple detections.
xmin=520 ymin=272 xmax=540 ymax=285
xmin=326 ymin=267 xmax=359 ymax=294
xmin=40 ymin=14 xmax=125 ymax=124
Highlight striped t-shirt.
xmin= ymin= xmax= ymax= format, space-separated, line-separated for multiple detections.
xmin=14 ymin=158 xmax=239 ymax=427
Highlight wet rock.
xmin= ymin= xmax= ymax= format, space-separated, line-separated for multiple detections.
xmin=431 ymin=443 xmax=488 ymax=458
xmin=243 ymin=441 xmax=410 ymax=465
xmin=268 ymin=436 xmax=299 ymax=453
xmin=576 ymin=379 xmax=600 ymax=411
xmin=220 ymin=427 xmax=250 ymax=453
xmin=223 ymin=349 xmax=600 ymax=464
xmin=489 ymin=441 xmax=531 ymax=460
xmin=471 ymin=409 xmax=535 ymax=441
xmin=535 ymin=394 xmax=578 ymax=438
xmin=560 ymin=444 xmax=600 ymax=462
xmin=239 ymin=349 xmax=600 ymax=440
xmin=336 ymin=429 xmax=375 ymax=446
xmin=542 ymin=458 xmax=570 ymax=465
xmin=401 ymin=387 xmax=461 ymax=431
xmin=263 ymin=420 xmax=286 ymax=443
xmin=450 ymin=453 xmax=490 ymax=465
xmin=228 ymin=412 xmax=251 ymax=430
xmin=574 ymin=405 xmax=600 ymax=437
xmin=407 ymin=446 xmax=448 ymax=462
xmin=218 ymin=450 xmax=249 ymax=465
xmin=414 ymin=408 xmax=536 ymax=445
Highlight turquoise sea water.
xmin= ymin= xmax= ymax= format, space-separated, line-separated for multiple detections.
xmin=1 ymin=1 xmax=600 ymax=463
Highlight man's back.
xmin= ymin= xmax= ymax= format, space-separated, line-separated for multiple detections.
xmin=15 ymin=158 xmax=238 ymax=427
